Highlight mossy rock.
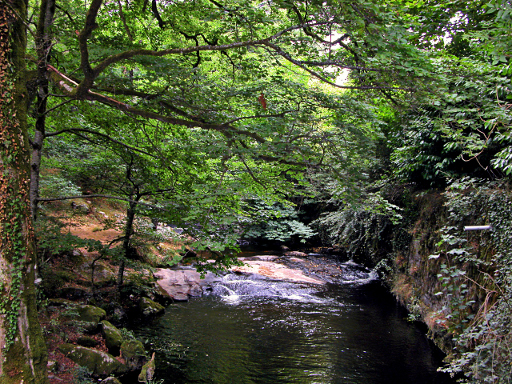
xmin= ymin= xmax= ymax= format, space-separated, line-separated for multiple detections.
xmin=76 ymin=336 xmax=99 ymax=348
xmin=58 ymin=344 xmax=128 ymax=376
xmin=120 ymin=339 xmax=147 ymax=371
xmin=101 ymin=320 xmax=124 ymax=355
xmin=139 ymin=297 xmax=165 ymax=317
xmin=76 ymin=305 xmax=107 ymax=323
xmin=62 ymin=304 xmax=106 ymax=333
xmin=138 ymin=353 xmax=156 ymax=383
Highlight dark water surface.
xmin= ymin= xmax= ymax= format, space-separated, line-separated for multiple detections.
xmin=135 ymin=265 xmax=454 ymax=384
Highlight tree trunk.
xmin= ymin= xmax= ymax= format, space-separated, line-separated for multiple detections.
xmin=30 ymin=0 xmax=55 ymax=222
xmin=117 ymin=198 xmax=138 ymax=287
xmin=0 ymin=1 xmax=49 ymax=382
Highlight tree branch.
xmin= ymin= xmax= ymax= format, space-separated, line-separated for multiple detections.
xmin=46 ymin=64 xmax=269 ymax=143
xmin=260 ymin=41 xmax=412 ymax=91
xmin=76 ymin=0 xmax=103 ymax=96
xmin=45 ymin=127 xmax=156 ymax=158
xmin=37 ymin=194 xmax=164 ymax=209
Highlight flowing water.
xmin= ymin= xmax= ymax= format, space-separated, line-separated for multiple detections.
xmin=135 ymin=259 xmax=454 ymax=384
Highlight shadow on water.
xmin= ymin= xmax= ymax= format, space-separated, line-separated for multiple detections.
xmin=135 ymin=260 xmax=455 ymax=384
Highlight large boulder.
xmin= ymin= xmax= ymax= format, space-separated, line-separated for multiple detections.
xmin=76 ymin=305 xmax=107 ymax=323
xmin=58 ymin=344 xmax=128 ymax=377
xmin=120 ymin=339 xmax=147 ymax=371
xmin=154 ymin=268 xmax=221 ymax=301
xmin=101 ymin=320 xmax=124 ymax=355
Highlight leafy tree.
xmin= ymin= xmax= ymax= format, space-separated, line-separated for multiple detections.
xmin=24 ymin=0 xmax=432 ymax=262
xmin=388 ymin=0 xmax=511 ymax=186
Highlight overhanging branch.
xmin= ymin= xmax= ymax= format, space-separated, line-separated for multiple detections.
xmin=46 ymin=64 xmax=269 ymax=143
xmin=37 ymin=194 xmax=163 ymax=209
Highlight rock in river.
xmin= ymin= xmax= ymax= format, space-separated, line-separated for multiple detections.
xmin=154 ymin=268 xmax=220 ymax=301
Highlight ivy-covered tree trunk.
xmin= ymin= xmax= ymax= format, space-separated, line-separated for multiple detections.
xmin=0 ymin=1 xmax=49 ymax=382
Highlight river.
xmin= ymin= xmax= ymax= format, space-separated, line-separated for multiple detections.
xmin=135 ymin=257 xmax=454 ymax=384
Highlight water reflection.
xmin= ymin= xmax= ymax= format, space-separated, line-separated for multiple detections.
xmin=136 ymin=266 xmax=453 ymax=384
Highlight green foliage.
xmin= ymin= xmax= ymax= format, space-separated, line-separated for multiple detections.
xmin=430 ymin=178 xmax=512 ymax=383
xmin=119 ymin=327 xmax=137 ymax=341
xmin=72 ymin=366 xmax=94 ymax=384
xmin=39 ymin=173 xmax=81 ymax=198
xmin=386 ymin=0 xmax=512 ymax=187
xmin=242 ymin=200 xmax=316 ymax=243
xmin=315 ymin=192 xmax=402 ymax=264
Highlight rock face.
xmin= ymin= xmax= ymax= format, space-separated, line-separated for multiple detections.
xmin=58 ymin=344 xmax=128 ymax=377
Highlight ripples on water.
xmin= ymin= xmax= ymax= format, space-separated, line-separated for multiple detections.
xmin=135 ymin=260 xmax=454 ymax=384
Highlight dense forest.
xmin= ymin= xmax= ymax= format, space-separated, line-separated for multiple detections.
xmin=0 ymin=0 xmax=511 ymax=382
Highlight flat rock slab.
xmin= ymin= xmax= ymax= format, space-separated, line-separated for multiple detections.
xmin=235 ymin=256 xmax=325 ymax=285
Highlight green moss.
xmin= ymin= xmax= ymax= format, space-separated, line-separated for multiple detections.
xmin=120 ymin=339 xmax=147 ymax=371
xmin=59 ymin=344 xmax=128 ymax=376
xmin=139 ymin=297 xmax=165 ymax=317
xmin=101 ymin=320 xmax=124 ymax=355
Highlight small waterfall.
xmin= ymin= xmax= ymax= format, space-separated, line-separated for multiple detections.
xmin=208 ymin=273 xmax=325 ymax=305
xmin=208 ymin=258 xmax=377 ymax=305
xmin=336 ymin=261 xmax=379 ymax=285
